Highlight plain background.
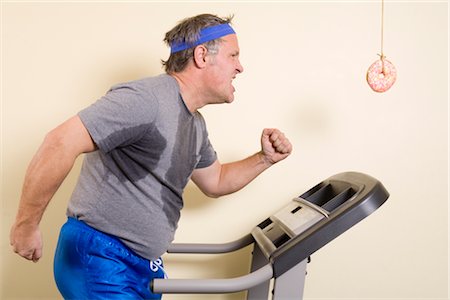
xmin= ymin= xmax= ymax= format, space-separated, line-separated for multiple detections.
xmin=1 ymin=1 xmax=448 ymax=299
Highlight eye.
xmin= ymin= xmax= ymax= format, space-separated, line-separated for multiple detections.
xmin=231 ymin=52 xmax=239 ymax=58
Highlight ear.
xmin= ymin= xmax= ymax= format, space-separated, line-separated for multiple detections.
xmin=193 ymin=45 xmax=208 ymax=68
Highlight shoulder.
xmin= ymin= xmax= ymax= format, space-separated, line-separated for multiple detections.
xmin=110 ymin=74 xmax=179 ymax=98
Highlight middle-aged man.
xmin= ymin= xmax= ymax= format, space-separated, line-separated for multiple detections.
xmin=10 ymin=13 xmax=293 ymax=299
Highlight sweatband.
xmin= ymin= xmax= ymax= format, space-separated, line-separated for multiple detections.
xmin=170 ymin=23 xmax=236 ymax=54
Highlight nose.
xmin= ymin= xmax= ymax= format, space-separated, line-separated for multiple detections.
xmin=236 ymin=59 xmax=244 ymax=74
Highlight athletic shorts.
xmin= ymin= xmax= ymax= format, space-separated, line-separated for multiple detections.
xmin=54 ymin=217 xmax=166 ymax=299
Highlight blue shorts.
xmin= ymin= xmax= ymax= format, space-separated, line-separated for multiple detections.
xmin=54 ymin=217 xmax=166 ymax=299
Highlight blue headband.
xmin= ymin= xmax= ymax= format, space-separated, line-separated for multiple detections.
xmin=170 ymin=23 xmax=235 ymax=54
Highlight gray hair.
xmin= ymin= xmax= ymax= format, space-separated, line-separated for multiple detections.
xmin=161 ymin=14 xmax=234 ymax=73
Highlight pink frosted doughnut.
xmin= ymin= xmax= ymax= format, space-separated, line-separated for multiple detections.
xmin=366 ymin=58 xmax=397 ymax=92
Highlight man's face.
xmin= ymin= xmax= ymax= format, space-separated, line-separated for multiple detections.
xmin=204 ymin=34 xmax=244 ymax=104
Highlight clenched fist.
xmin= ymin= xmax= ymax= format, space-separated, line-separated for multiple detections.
xmin=10 ymin=222 xmax=43 ymax=262
xmin=260 ymin=128 xmax=292 ymax=165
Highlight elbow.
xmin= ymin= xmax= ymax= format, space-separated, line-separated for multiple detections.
xmin=200 ymin=185 xmax=231 ymax=198
xmin=201 ymin=186 xmax=238 ymax=198
xmin=43 ymin=129 xmax=65 ymax=150
xmin=41 ymin=128 xmax=79 ymax=160
xmin=202 ymin=190 xmax=222 ymax=199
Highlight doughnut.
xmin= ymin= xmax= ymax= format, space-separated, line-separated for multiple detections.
xmin=366 ymin=57 xmax=397 ymax=93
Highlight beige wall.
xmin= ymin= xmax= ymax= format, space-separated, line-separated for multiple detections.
xmin=1 ymin=2 xmax=448 ymax=300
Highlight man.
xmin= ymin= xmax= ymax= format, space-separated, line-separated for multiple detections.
xmin=10 ymin=13 xmax=292 ymax=299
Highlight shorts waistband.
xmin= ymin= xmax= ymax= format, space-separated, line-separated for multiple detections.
xmin=66 ymin=217 xmax=128 ymax=251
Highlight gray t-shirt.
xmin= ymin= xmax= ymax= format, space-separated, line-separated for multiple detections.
xmin=67 ymin=74 xmax=217 ymax=260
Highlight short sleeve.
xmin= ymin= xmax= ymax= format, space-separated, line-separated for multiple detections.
xmin=79 ymin=82 xmax=158 ymax=153
xmin=196 ymin=137 xmax=217 ymax=168
xmin=194 ymin=112 xmax=217 ymax=169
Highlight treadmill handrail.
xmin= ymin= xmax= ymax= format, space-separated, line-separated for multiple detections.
xmin=167 ymin=234 xmax=254 ymax=254
xmin=151 ymin=264 xmax=273 ymax=294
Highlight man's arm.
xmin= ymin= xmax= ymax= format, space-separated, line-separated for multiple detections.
xmin=10 ymin=115 xmax=96 ymax=262
xmin=191 ymin=128 xmax=292 ymax=198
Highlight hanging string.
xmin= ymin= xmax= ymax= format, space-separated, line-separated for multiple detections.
xmin=379 ymin=0 xmax=385 ymax=74
xmin=380 ymin=0 xmax=384 ymax=57
xmin=366 ymin=0 xmax=397 ymax=93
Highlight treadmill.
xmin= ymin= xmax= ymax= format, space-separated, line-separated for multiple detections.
xmin=151 ymin=171 xmax=389 ymax=299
